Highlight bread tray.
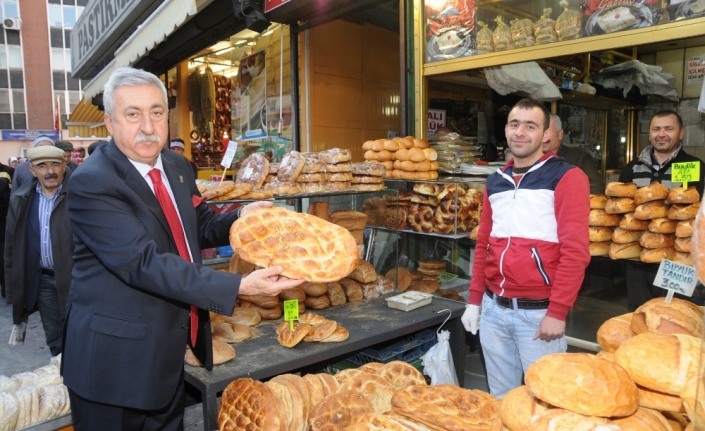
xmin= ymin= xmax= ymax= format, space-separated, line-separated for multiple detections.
xmin=386 ymin=291 xmax=433 ymax=311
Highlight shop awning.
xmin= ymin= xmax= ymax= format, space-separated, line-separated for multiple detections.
xmin=82 ymin=0 xmax=199 ymax=100
xmin=67 ymin=99 xmax=110 ymax=138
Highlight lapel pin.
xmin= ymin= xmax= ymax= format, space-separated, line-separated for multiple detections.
xmin=179 ymin=176 xmax=183 ymax=183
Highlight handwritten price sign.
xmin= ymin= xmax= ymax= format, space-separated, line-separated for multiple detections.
xmin=653 ymin=259 xmax=697 ymax=303
xmin=283 ymin=299 xmax=299 ymax=331
xmin=672 ymin=162 xmax=700 ymax=189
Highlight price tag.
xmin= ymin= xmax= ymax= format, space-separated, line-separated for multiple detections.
xmin=220 ymin=141 xmax=239 ymax=168
xmin=283 ymin=299 xmax=299 ymax=330
xmin=653 ymin=259 xmax=698 ymax=302
xmin=437 ymin=272 xmax=459 ymax=282
xmin=672 ymin=161 xmax=700 ymax=189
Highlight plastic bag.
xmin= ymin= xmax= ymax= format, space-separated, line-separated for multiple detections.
xmin=420 ymin=330 xmax=459 ymax=386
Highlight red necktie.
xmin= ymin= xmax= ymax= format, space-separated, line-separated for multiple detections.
xmin=148 ymin=168 xmax=198 ymax=346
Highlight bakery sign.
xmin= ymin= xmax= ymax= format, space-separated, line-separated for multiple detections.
xmin=428 ymin=109 xmax=446 ymax=136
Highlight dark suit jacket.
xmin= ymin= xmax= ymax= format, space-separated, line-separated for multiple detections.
xmin=62 ymin=141 xmax=240 ymax=410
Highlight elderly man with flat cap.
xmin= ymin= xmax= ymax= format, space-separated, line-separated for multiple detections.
xmin=5 ymin=146 xmax=74 ymax=356
xmin=54 ymin=140 xmax=80 ymax=173
xmin=12 ymin=135 xmax=56 ymax=194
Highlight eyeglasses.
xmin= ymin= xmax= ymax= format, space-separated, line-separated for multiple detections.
xmin=31 ymin=162 xmax=63 ymax=170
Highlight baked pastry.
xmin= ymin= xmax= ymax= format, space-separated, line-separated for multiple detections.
xmin=301 ymin=282 xmax=329 ymax=297
xmin=320 ymin=324 xmax=349 ymax=342
xmin=212 ymin=183 xmax=254 ymax=202
xmin=277 ymin=151 xmax=306 ymax=182
xmin=238 ymin=294 xmax=280 ymax=309
xmin=326 ymin=281 xmax=347 ymax=306
xmin=385 ymin=267 xmax=411 ymax=292
xmin=300 ymin=182 xmax=327 ymax=194
xmin=318 ymin=148 xmax=352 ymax=164
xmin=338 ymin=373 xmax=396 ymax=414
xmin=326 ymin=162 xmax=353 ymax=173
xmin=264 ymin=181 xmax=301 ymax=196
xmin=229 ymin=307 xmax=261 ymax=326
xmin=640 ymin=247 xmax=675 ymax=263
xmin=325 ymin=181 xmax=351 ymax=191
xmin=303 ymin=320 xmax=338 ymax=341
xmin=302 ymin=157 xmax=324 ymax=174
xmin=340 ymin=278 xmax=363 ymax=302
xmin=596 ymin=312 xmax=634 ymax=353
xmin=239 ymin=190 xmax=275 ymax=200
xmin=330 ymin=210 xmax=369 ymax=231
xmin=589 ymin=241 xmax=611 ymax=256
xmin=296 ymin=173 xmax=325 ymax=182
xmin=675 ymin=236 xmax=691 ymax=252
xmin=213 ymin=322 xmax=252 ymax=343
xmin=218 ymin=379 xmax=282 ymax=431
xmin=667 ymin=186 xmax=700 ymax=204
xmin=615 ymin=333 xmax=702 ymax=395
xmin=351 ymin=175 xmax=383 ymax=184
xmin=326 ymin=172 xmax=353 ymax=182
xmin=384 ymin=206 xmax=409 ymax=230
xmin=347 ymin=260 xmax=378 ymax=283
xmin=407 ymin=280 xmax=440 ymax=294
xmin=590 ymin=194 xmax=608 ymax=209
xmin=639 ymin=233 xmax=675 ymax=249
xmin=361 ymin=198 xmax=387 ymax=226
xmin=634 ymin=182 xmax=669 ymax=205
xmin=309 ymin=391 xmax=375 ymax=431
xmin=278 ymin=287 xmax=306 ymax=302
xmin=500 ymin=385 xmax=551 ymax=431
xmin=648 ymin=217 xmax=677 ymax=234
xmin=680 ymin=375 xmax=705 ymax=427
xmin=270 ymin=374 xmax=311 ymax=431
xmin=605 ymin=197 xmax=636 ymax=214
xmin=525 ymin=353 xmax=639 ymax=417
xmin=668 ymin=203 xmax=700 ymax=221
xmin=304 ymin=294 xmax=331 ymax=310
xmin=589 ymin=209 xmax=621 ymax=227
xmin=352 ymin=162 xmax=386 ymax=176
xmin=589 ymin=227 xmax=613 ymax=242
xmin=378 ymin=360 xmax=426 ymax=390
xmin=631 ymin=297 xmax=703 ymax=338
xmin=185 ymin=340 xmax=235 ymax=367
xmin=676 ymin=219 xmax=695 ymax=238
xmin=522 ymin=409 xmax=622 ymax=430
xmin=408 ymin=204 xmax=435 ymax=233
xmin=606 ymin=182 xmax=637 ymax=198
xmin=236 ymin=153 xmax=270 ymax=189
xmin=674 ymin=251 xmax=692 ymax=266
xmin=637 ymin=385 xmax=685 ymax=413
xmin=609 ymin=242 xmax=642 ymax=260
xmin=202 ymin=181 xmax=236 ymax=201
xmin=307 ymin=201 xmax=329 ymax=221
xmin=620 ymin=213 xmax=650 ymax=231
xmin=230 ymin=207 xmax=359 ymax=282
xmin=277 ymin=322 xmax=313 ymax=348
xmin=351 ymin=184 xmax=385 ymax=192
xmin=611 ymin=227 xmax=642 ymax=244
xmin=635 ymin=201 xmax=669 ymax=220
xmin=262 ymin=380 xmax=295 ymax=431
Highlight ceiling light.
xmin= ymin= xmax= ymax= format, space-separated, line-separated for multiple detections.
xmin=215 ymin=46 xmax=234 ymax=55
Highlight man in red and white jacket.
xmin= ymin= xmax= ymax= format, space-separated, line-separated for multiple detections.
xmin=462 ymin=99 xmax=590 ymax=399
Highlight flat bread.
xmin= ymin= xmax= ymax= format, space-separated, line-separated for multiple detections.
xmin=338 ymin=373 xmax=396 ymax=414
xmin=230 ymin=207 xmax=359 ymax=282
xmin=309 ymin=391 xmax=375 ymax=431
xmin=277 ymin=322 xmax=313 ymax=348
xmin=218 ymin=378 xmax=283 ymax=431
xmin=378 ymin=361 xmax=426 ymax=390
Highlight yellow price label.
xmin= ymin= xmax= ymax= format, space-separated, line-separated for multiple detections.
xmin=672 ymin=162 xmax=700 ymax=189
xmin=283 ymin=300 xmax=299 ymax=330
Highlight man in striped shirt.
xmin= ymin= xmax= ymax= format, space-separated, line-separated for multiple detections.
xmin=618 ymin=109 xmax=705 ymax=310
xmin=5 ymin=146 xmax=74 ymax=356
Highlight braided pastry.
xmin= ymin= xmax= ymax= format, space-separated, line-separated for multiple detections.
xmin=384 ymin=206 xmax=409 ymax=230
xmin=407 ymin=204 xmax=434 ymax=233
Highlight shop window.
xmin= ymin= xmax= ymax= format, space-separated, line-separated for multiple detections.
xmin=0 ymin=70 xmax=7 ymax=88
xmin=3 ymin=1 xmax=17 ymax=19
xmin=51 ymin=48 xmax=65 ymax=70
xmin=63 ymin=7 xmax=76 ymax=28
xmin=48 ymin=0 xmax=61 ymax=4
xmin=64 ymin=29 xmax=71 ymax=48
xmin=63 ymin=0 xmax=75 ymax=5
xmin=0 ymin=46 xmax=5 ymax=69
xmin=12 ymin=112 xmax=24 ymax=129
xmin=76 ymin=6 xmax=83 ymax=18
xmin=0 ymin=114 xmax=11 ymax=129
xmin=49 ymin=5 xmax=62 ymax=27
xmin=11 ymin=89 xmax=22 ymax=112
xmin=7 ymin=46 xmax=20 ymax=69
xmin=9 ymin=69 xmax=21 ymax=89
xmin=50 ymin=28 xmax=64 ymax=48
xmin=0 ymin=30 xmax=4 ymax=45
xmin=53 ymin=71 xmax=65 ymax=90
xmin=5 ymin=30 xmax=18 ymax=45
xmin=0 ymin=89 xmax=10 ymax=112
xmin=76 ymin=0 xmax=87 ymax=6
xmin=67 ymin=76 xmax=79 ymax=91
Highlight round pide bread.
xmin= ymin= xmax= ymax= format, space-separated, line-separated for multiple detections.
xmin=524 ymin=353 xmax=639 ymax=417
xmin=230 ymin=207 xmax=359 ymax=282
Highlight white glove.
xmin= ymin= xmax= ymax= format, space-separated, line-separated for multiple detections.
xmin=461 ymin=304 xmax=480 ymax=335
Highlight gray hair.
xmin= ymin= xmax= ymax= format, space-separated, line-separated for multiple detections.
xmin=103 ymin=67 xmax=168 ymax=119
xmin=550 ymin=113 xmax=563 ymax=131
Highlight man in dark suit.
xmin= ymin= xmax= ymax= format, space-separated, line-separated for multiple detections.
xmin=5 ymin=146 xmax=72 ymax=356
xmin=62 ymin=67 xmax=304 ymax=431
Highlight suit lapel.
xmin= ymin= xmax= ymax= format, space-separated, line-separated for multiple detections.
xmin=162 ymin=155 xmax=200 ymax=259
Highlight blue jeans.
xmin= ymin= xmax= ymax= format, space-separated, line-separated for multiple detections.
xmin=479 ymin=293 xmax=566 ymax=399
xmin=36 ymin=274 xmax=63 ymax=356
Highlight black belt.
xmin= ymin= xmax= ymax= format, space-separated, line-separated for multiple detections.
xmin=485 ymin=287 xmax=549 ymax=310
xmin=40 ymin=268 xmax=54 ymax=277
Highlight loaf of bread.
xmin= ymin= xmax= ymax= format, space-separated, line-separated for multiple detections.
xmin=675 ymin=236 xmax=691 ymax=252
xmin=212 ymin=322 xmax=252 ymax=344
xmin=606 ymin=182 xmax=637 ymax=198
xmin=218 ymin=379 xmax=282 ymax=431
xmin=668 ymin=203 xmax=700 ymax=221
xmin=309 ymin=391 xmax=375 ymax=431
xmin=667 ymin=186 xmax=700 ymax=204
xmin=305 ymin=294 xmax=331 ymax=310
xmin=640 ymin=247 xmax=675 ymax=263
xmin=605 ymin=197 xmax=636 ymax=214
xmin=589 ymin=209 xmax=621 ymax=227
xmin=676 ymin=219 xmax=695 ymax=238
xmin=186 ymin=340 xmax=235 ymax=367
xmin=318 ymin=148 xmax=352 ymax=164
xmin=525 ymin=353 xmax=638 ymax=417
xmin=648 ymin=217 xmax=677 ymax=234
xmin=500 ymin=385 xmax=551 ymax=431
xmin=230 ymin=207 xmax=358 ymax=282
xmin=614 ymin=333 xmax=702 ymax=395
xmin=330 ymin=210 xmax=369 ymax=231
xmin=521 ymin=409 xmax=622 ymax=431
xmin=639 ymin=232 xmax=675 ymax=249
xmin=347 ymin=260 xmax=378 ymax=283
xmin=634 ymin=182 xmax=669 ymax=205
xmin=229 ymin=307 xmax=261 ymax=327
xmin=236 ymin=153 xmax=270 ymax=189
xmin=637 ymin=385 xmax=685 ymax=413
xmin=301 ymin=282 xmax=329 ymax=297
xmin=338 ymin=373 xmax=396 ymax=414
xmin=609 ymin=242 xmax=642 ymax=260
xmin=612 ymin=227 xmax=643 ymax=244
xmin=589 ymin=226 xmax=613 ymax=242
xmin=278 ymin=287 xmax=306 ymax=302
xmin=385 ymin=267 xmax=412 ymax=292
xmin=620 ymin=213 xmax=650 ymax=231
xmin=302 ymin=157 xmax=324 ymax=174
xmin=680 ymin=375 xmax=705 ymax=427
xmin=590 ymin=194 xmax=608 ymax=209
xmin=320 ymin=324 xmax=349 ymax=342
xmin=631 ymin=297 xmax=704 ymax=338
xmin=635 ymin=201 xmax=669 ymax=220
xmin=437 ymin=289 xmax=463 ymax=301
xmin=597 ymin=313 xmax=634 ymax=353
xmin=611 ymin=407 xmax=670 ymax=431
xmin=589 ymin=241 xmax=611 ymax=256
xmin=340 ymin=278 xmax=363 ymax=302
xmin=407 ymin=280 xmax=440 ymax=294
xmin=277 ymin=151 xmax=305 ymax=182
xmin=326 ymin=281 xmax=347 ymax=306
xmin=278 ymin=322 xmax=313 ymax=348
xmin=211 ymin=183 xmax=254 ymax=202
xmin=326 ymin=162 xmax=353 ymax=173
xmin=237 ymin=294 xmax=279 ymax=309
xmin=673 ymin=251 xmax=692 ymax=265
xmin=307 ymin=201 xmax=329 ymax=221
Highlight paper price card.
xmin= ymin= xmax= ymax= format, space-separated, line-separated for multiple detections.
xmin=672 ymin=162 xmax=700 ymax=189
xmin=283 ymin=299 xmax=299 ymax=330
xmin=437 ymin=272 xmax=459 ymax=282
xmin=653 ymin=259 xmax=698 ymax=302
xmin=220 ymin=141 xmax=239 ymax=168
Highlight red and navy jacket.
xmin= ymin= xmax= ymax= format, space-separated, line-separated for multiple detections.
xmin=469 ymin=152 xmax=590 ymax=321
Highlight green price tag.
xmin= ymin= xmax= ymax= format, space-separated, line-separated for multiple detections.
xmin=283 ymin=299 xmax=299 ymax=330
xmin=437 ymin=272 xmax=459 ymax=282
xmin=672 ymin=162 xmax=700 ymax=189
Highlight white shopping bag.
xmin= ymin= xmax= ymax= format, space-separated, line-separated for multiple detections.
xmin=420 ymin=330 xmax=458 ymax=386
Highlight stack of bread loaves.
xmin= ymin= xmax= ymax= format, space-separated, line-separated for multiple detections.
xmin=330 ymin=209 xmax=368 ymax=246
xmin=589 ymin=182 xmax=700 ymax=264
xmin=218 ymin=361 xmax=502 ymax=431
xmin=362 ymin=137 xmax=439 ymax=180
xmin=264 ymin=150 xmax=306 ymax=196
xmin=296 ymin=156 xmax=327 ymax=194
xmin=276 ymin=312 xmax=349 ymax=348
xmin=319 ymin=148 xmax=353 ymax=192
xmin=0 ymin=355 xmax=71 ymax=431
xmin=350 ymin=162 xmax=386 ymax=192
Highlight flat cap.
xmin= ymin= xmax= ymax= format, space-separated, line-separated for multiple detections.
xmin=27 ymin=146 xmax=65 ymax=165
